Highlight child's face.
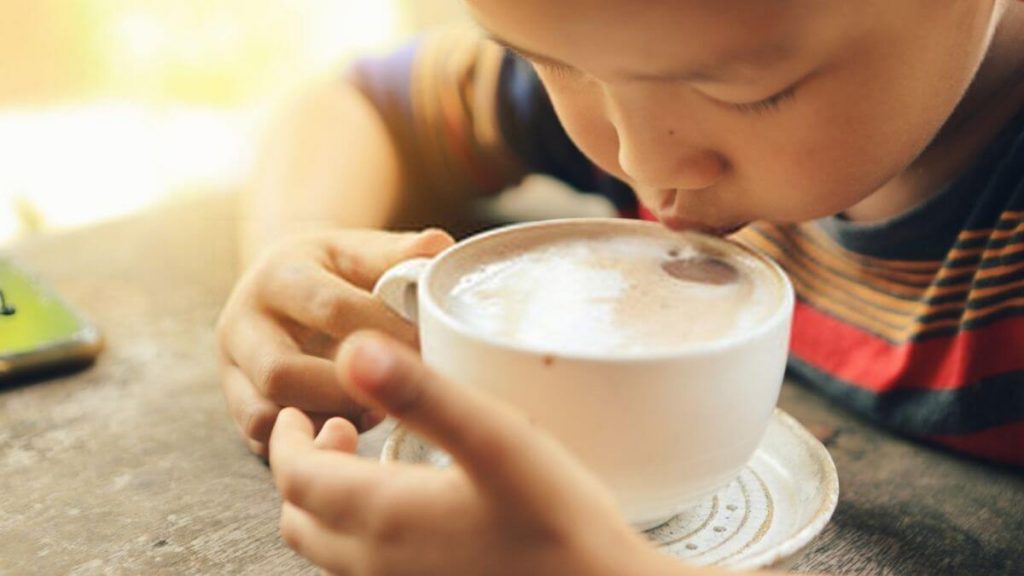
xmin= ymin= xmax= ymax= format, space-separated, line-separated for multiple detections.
xmin=468 ymin=0 xmax=1001 ymax=232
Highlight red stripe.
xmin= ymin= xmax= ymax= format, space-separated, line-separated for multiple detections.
xmin=791 ymin=301 xmax=1024 ymax=391
xmin=928 ymin=421 xmax=1024 ymax=466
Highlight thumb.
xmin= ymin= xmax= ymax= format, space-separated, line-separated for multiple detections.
xmin=336 ymin=330 xmax=569 ymax=499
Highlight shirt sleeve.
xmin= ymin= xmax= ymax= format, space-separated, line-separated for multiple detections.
xmin=346 ymin=27 xmax=637 ymax=212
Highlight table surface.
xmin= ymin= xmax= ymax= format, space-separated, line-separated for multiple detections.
xmin=2 ymin=194 xmax=1022 ymax=575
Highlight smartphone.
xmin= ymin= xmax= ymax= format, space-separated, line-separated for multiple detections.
xmin=0 ymin=259 xmax=103 ymax=382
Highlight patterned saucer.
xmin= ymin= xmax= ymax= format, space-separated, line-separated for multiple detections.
xmin=381 ymin=409 xmax=838 ymax=570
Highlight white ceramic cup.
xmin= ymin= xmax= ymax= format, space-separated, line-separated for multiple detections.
xmin=373 ymin=218 xmax=794 ymax=529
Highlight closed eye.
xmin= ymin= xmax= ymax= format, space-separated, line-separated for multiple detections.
xmin=720 ymin=85 xmax=798 ymax=115
xmin=524 ymin=47 xmax=800 ymax=116
xmin=512 ymin=50 xmax=586 ymax=80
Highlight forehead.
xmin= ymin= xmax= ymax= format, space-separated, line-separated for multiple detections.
xmin=465 ymin=0 xmax=827 ymax=80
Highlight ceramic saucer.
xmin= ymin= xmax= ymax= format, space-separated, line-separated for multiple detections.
xmin=381 ymin=408 xmax=838 ymax=570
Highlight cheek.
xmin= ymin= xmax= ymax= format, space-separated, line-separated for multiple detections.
xmin=542 ymin=82 xmax=625 ymax=178
xmin=731 ymin=45 xmax=978 ymax=222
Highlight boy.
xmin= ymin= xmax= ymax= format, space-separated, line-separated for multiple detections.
xmin=215 ymin=0 xmax=1024 ymax=573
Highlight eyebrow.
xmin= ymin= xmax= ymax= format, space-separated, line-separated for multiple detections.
xmin=485 ymin=32 xmax=793 ymax=83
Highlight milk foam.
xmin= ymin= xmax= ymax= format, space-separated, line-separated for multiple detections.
xmin=443 ymin=235 xmax=778 ymax=356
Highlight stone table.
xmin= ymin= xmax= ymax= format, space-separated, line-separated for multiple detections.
xmin=1 ymin=194 xmax=1022 ymax=574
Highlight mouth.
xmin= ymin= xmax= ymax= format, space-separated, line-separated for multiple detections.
xmin=653 ymin=190 xmax=747 ymax=236
xmin=657 ymin=214 xmax=749 ymax=236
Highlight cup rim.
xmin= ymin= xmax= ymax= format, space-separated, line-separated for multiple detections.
xmin=418 ymin=218 xmax=795 ymax=362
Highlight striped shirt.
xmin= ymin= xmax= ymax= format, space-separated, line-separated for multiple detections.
xmin=350 ymin=30 xmax=1024 ymax=466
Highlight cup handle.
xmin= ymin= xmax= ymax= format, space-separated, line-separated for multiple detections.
xmin=372 ymin=257 xmax=431 ymax=323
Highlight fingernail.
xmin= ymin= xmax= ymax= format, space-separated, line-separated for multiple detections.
xmin=348 ymin=336 xmax=394 ymax=389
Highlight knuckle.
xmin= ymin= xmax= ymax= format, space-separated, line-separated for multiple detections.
xmin=256 ymin=357 xmax=294 ymax=401
xmin=277 ymin=469 xmax=309 ymax=507
xmin=247 ymin=439 xmax=269 ymax=458
xmin=214 ymin=308 xmax=237 ymax=351
xmin=364 ymin=488 xmax=410 ymax=547
xmin=310 ymin=290 xmax=351 ymax=331
xmin=366 ymin=514 xmax=404 ymax=549
xmin=279 ymin=511 xmax=304 ymax=552
xmin=243 ymin=404 xmax=279 ymax=443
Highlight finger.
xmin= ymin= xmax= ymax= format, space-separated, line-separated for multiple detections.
xmin=224 ymin=314 xmax=364 ymax=416
xmin=336 ymin=331 xmax=557 ymax=498
xmin=221 ymin=363 xmax=280 ymax=445
xmin=313 ymin=417 xmax=359 ymax=452
xmin=247 ymin=438 xmax=269 ymax=459
xmin=270 ymin=408 xmax=388 ymax=531
xmin=259 ymin=262 xmax=418 ymax=346
xmin=280 ymin=502 xmax=360 ymax=576
xmin=324 ymin=228 xmax=454 ymax=291
xmin=358 ymin=410 xmax=387 ymax=432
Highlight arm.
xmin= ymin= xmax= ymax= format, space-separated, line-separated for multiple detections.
xmin=241 ymin=79 xmax=408 ymax=265
xmin=218 ymin=31 xmax=529 ymax=455
xmin=240 ymin=77 xmax=476 ymax=266
xmin=242 ymin=30 xmax=535 ymax=264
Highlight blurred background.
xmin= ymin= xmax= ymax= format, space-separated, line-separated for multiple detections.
xmin=0 ymin=0 xmax=466 ymax=246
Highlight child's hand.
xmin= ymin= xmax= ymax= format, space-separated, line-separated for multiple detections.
xmin=269 ymin=331 xmax=682 ymax=576
xmin=216 ymin=229 xmax=453 ymax=456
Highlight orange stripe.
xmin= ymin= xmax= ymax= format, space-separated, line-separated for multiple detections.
xmin=739 ymin=229 xmax=914 ymax=339
xmin=799 ymin=212 xmax=1024 ymax=273
xmin=744 ymin=226 xmax=931 ymax=296
xmin=800 ymin=221 xmax=1024 ymax=286
xmin=949 ymin=211 xmax=1024 ymax=242
xmin=747 ymin=227 xmax=933 ymax=318
xmin=785 ymin=227 xmax=935 ymax=296
xmin=974 ymin=259 xmax=1024 ymax=281
xmin=942 ymin=241 xmax=1024 ymax=271
xmin=744 ymin=224 xmax=1024 ymax=341
xmin=799 ymin=226 xmax=941 ymax=282
xmin=966 ymin=275 xmax=1024 ymax=300
xmin=800 ymin=225 xmax=943 ymax=272
xmin=781 ymin=259 xmax=918 ymax=339
xmin=412 ymin=35 xmax=447 ymax=186
xmin=963 ymin=295 xmax=1024 ymax=322
xmin=946 ymin=220 xmax=1024 ymax=260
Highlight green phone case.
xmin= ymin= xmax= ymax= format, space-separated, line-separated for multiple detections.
xmin=0 ymin=260 xmax=103 ymax=380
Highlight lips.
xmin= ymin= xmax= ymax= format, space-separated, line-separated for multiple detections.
xmin=656 ymin=212 xmax=749 ymax=237
xmin=641 ymin=188 xmax=749 ymax=236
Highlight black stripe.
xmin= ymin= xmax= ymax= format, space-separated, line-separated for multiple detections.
xmin=912 ymin=304 xmax=1024 ymax=341
xmin=911 ymin=323 xmax=963 ymax=341
xmin=962 ymin=304 xmax=1024 ymax=331
xmin=775 ymin=230 xmax=1020 ymax=330
xmin=934 ymin=269 xmax=983 ymax=287
xmin=978 ymin=246 xmax=1024 ymax=270
xmin=792 ymin=227 xmax=939 ymax=288
xmin=918 ymin=288 xmax=1023 ymax=324
xmin=965 ymin=282 xmax=1024 ymax=310
xmin=932 ymin=261 xmax=1023 ymax=289
xmin=946 ymin=232 xmax=1023 ymax=267
xmin=915 ymin=265 xmax=1021 ymax=309
xmin=928 ymin=288 xmax=971 ymax=306
xmin=952 ymin=218 xmax=1023 ymax=251
xmin=787 ymin=358 xmax=1024 ymax=436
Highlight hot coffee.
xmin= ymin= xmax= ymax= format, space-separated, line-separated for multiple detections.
xmin=437 ymin=230 xmax=781 ymax=356
xmin=375 ymin=218 xmax=794 ymax=527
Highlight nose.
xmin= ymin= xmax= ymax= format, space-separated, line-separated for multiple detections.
xmin=609 ymin=90 xmax=726 ymax=193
